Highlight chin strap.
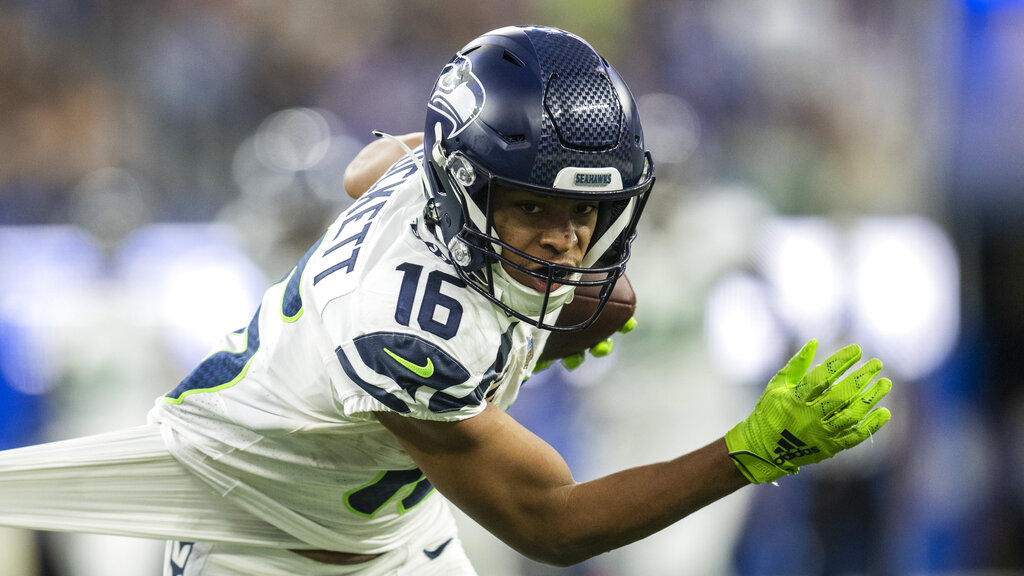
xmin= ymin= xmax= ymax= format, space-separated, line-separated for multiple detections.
xmin=581 ymin=196 xmax=636 ymax=268
xmin=372 ymin=129 xmax=432 ymax=203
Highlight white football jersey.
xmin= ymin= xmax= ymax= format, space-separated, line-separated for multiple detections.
xmin=148 ymin=149 xmax=550 ymax=554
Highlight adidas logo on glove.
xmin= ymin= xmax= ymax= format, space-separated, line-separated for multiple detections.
xmin=772 ymin=429 xmax=820 ymax=465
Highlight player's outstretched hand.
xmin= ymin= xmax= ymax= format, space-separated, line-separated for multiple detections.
xmin=724 ymin=339 xmax=892 ymax=484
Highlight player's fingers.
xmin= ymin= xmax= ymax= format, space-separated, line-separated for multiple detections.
xmin=812 ymin=358 xmax=883 ymax=418
xmin=855 ymin=376 xmax=892 ymax=411
xmin=590 ymin=338 xmax=614 ymax=357
xmin=824 ymin=377 xmax=892 ymax=431
xmin=618 ymin=317 xmax=638 ymax=334
xmin=783 ymin=339 xmax=819 ymax=386
xmin=561 ymin=353 xmax=586 ymax=371
xmin=794 ymin=343 xmax=861 ymax=402
xmin=532 ymin=359 xmax=553 ymax=374
xmin=835 ymin=407 xmax=891 ymax=449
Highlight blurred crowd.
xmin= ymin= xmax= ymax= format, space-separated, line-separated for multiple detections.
xmin=1 ymin=1 xmax=1023 ymax=575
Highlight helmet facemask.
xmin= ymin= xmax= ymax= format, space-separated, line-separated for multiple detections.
xmin=427 ymin=140 xmax=654 ymax=331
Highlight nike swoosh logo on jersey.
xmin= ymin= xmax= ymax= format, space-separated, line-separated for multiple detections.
xmin=384 ymin=348 xmax=435 ymax=378
xmin=423 ymin=537 xmax=453 ymax=560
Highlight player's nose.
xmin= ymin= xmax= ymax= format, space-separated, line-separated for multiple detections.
xmin=538 ymin=212 xmax=579 ymax=256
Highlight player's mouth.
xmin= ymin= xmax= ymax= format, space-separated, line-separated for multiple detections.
xmin=524 ymin=265 xmax=573 ymax=293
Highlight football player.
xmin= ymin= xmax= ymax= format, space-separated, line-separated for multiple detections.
xmin=0 ymin=26 xmax=892 ymax=575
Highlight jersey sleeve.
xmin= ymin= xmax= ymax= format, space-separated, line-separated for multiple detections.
xmin=325 ymin=268 xmax=512 ymax=423
xmin=334 ymin=329 xmax=495 ymax=422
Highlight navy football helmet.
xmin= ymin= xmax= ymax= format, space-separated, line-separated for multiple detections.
xmin=423 ymin=25 xmax=655 ymax=331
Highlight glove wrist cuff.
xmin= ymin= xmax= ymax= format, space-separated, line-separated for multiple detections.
xmin=725 ymin=423 xmax=794 ymax=484
xmin=728 ymin=451 xmax=791 ymax=484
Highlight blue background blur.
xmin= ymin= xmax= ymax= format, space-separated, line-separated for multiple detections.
xmin=1 ymin=1 xmax=1022 ymax=575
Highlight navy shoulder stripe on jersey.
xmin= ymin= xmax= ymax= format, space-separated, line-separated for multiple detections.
xmin=339 ymin=331 xmax=491 ymax=414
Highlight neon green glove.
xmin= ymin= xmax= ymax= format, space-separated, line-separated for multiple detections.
xmin=534 ymin=317 xmax=639 ymax=373
xmin=724 ymin=339 xmax=893 ymax=484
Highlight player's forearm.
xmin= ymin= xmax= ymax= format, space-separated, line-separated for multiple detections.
xmin=531 ymin=437 xmax=748 ymax=566
xmin=463 ymin=438 xmax=748 ymax=567
xmin=378 ymin=407 xmax=749 ymax=567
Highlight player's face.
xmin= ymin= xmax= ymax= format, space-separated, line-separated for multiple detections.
xmin=491 ymin=187 xmax=598 ymax=292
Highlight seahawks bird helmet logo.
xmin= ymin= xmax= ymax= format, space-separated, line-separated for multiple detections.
xmin=428 ymin=54 xmax=486 ymax=140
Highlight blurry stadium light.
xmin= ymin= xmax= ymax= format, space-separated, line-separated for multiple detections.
xmin=306 ymin=134 xmax=364 ymax=203
xmin=116 ymin=224 xmax=268 ymax=370
xmin=637 ymin=93 xmax=701 ymax=165
xmin=255 ymin=107 xmax=333 ymax=172
xmin=234 ymin=107 xmax=361 ymax=205
xmin=0 ymin=226 xmax=104 ymax=394
xmin=757 ymin=217 xmax=845 ymax=345
xmin=705 ymin=214 xmax=960 ymax=384
xmin=849 ymin=216 xmax=960 ymax=380
xmin=232 ymin=134 xmax=296 ymax=200
xmin=68 ymin=168 xmax=151 ymax=250
xmin=705 ymin=272 xmax=787 ymax=384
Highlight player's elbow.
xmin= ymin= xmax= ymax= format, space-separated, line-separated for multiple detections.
xmin=529 ymin=549 xmax=592 ymax=568
xmin=497 ymin=490 xmax=612 ymax=566
xmin=520 ymin=545 xmax=597 ymax=567
xmin=511 ymin=530 xmax=602 ymax=567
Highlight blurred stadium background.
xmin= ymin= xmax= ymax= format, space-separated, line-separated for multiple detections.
xmin=1 ymin=1 xmax=1022 ymax=575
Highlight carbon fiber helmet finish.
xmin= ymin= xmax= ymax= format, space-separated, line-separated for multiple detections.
xmin=423 ymin=25 xmax=655 ymax=331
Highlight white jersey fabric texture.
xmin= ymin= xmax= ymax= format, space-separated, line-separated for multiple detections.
xmin=0 ymin=424 xmax=304 ymax=547
xmin=0 ymin=424 xmax=474 ymax=574
xmin=148 ymin=147 xmax=551 ymax=555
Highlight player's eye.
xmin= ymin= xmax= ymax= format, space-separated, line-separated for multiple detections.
xmin=574 ymin=202 xmax=598 ymax=216
xmin=519 ymin=202 xmax=543 ymax=214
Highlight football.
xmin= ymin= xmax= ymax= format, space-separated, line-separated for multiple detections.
xmin=539 ymin=273 xmax=637 ymax=363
